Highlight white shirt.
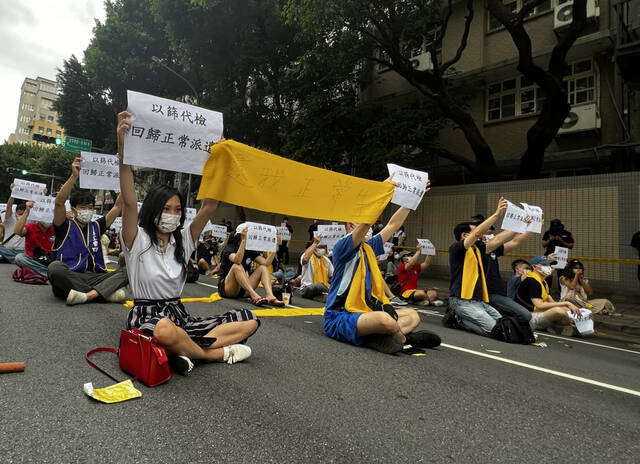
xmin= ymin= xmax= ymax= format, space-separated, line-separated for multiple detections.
xmin=300 ymin=252 xmax=334 ymax=289
xmin=2 ymin=213 xmax=25 ymax=250
xmin=122 ymin=226 xmax=196 ymax=300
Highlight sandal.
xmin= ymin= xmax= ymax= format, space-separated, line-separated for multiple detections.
xmin=266 ymin=297 xmax=285 ymax=307
xmin=251 ymin=297 xmax=267 ymax=307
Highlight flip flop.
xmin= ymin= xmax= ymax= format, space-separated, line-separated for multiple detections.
xmin=266 ymin=298 xmax=285 ymax=307
xmin=251 ymin=297 xmax=267 ymax=307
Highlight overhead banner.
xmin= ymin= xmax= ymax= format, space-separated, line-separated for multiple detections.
xmin=123 ymin=90 xmax=223 ymax=175
xmin=79 ymin=152 xmax=120 ymax=191
xmin=197 ymin=140 xmax=394 ymax=223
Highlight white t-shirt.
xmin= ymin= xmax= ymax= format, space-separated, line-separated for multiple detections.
xmin=122 ymin=225 xmax=196 ymax=300
xmin=2 ymin=213 xmax=25 ymax=250
xmin=300 ymin=253 xmax=334 ymax=289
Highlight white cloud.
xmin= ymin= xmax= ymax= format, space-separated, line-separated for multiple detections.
xmin=0 ymin=0 xmax=107 ymax=142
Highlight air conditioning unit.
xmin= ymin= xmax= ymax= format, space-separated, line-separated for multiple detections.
xmin=411 ymin=52 xmax=434 ymax=71
xmin=557 ymin=103 xmax=601 ymax=134
xmin=554 ymin=0 xmax=600 ymax=30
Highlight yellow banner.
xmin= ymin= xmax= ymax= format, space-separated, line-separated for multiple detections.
xmin=197 ymin=140 xmax=394 ymax=223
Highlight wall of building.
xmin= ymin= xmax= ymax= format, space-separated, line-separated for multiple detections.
xmin=12 ymin=76 xmax=63 ymax=146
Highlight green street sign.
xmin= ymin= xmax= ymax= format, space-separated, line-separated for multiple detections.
xmin=64 ymin=136 xmax=92 ymax=152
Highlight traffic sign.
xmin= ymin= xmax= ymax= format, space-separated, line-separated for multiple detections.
xmin=64 ymin=136 xmax=92 ymax=152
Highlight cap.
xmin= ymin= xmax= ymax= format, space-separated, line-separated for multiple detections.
xmin=235 ymin=222 xmax=247 ymax=235
xmin=530 ymin=255 xmax=557 ymax=266
xmin=398 ymin=250 xmax=413 ymax=258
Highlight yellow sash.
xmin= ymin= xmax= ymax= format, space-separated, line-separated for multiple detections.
xmin=311 ymin=254 xmax=329 ymax=286
xmin=197 ymin=140 xmax=394 ymax=223
xmin=526 ymin=272 xmax=549 ymax=312
xmin=461 ymin=246 xmax=489 ymax=302
xmin=345 ymin=243 xmax=390 ymax=313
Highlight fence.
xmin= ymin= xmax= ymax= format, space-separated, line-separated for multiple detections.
xmin=210 ymin=171 xmax=640 ymax=295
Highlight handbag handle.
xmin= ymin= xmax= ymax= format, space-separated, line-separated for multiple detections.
xmin=85 ymin=347 xmax=122 ymax=383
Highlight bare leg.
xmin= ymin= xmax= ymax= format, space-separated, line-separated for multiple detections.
xmin=411 ymin=290 xmax=429 ymax=302
xmin=543 ymin=307 xmax=572 ymax=325
xmin=426 ymin=289 xmax=438 ymax=302
xmin=383 ymin=281 xmax=395 ymax=298
xmin=257 ymin=265 xmax=276 ymax=299
xmin=225 ymin=264 xmax=261 ymax=300
xmin=204 ymin=320 xmax=259 ymax=348
xmin=395 ymin=308 xmax=421 ymax=334
xmin=198 ymin=258 xmax=210 ymax=273
xmin=153 ymin=318 xmax=223 ymax=362
xmin=86 ymin=289 xmax=100 ymax=301
xmin=356 ymin=312 xmax=406 ymax=343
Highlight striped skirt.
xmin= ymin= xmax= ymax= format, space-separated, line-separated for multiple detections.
xmin=127 ymin=298 xmax=259 ymax=348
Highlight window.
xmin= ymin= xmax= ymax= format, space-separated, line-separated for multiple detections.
xmin=21 ymin=103 xmax=35 ymax=112
xmin=40 ymin=82 xmax=58 ymax=94
xmin=23 ymin=90 xmax=35 ymax=96
xmin=488 ymin=0 xmax=555 ymax=31
xmin=38 ymin=126 xmax=44 ymax=134
xmin=19 ymin=127 xmax=30 ymax=135
xmin=486 ymin=58 xmax=596 ymax=121
xmin=47 ymin=115 xmax=54 ymax=121
xmin=41 ymin=97 xmax=54 ymax=109
xmin=46 ymin=128 xmax=52 ymax=135
xmin=56 ymin=130 xmax=61 ymax=136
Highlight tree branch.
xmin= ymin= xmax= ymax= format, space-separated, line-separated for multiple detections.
xmin=440 ymin=0 xmax=474 ymax=74
xmin=517 ymin=0 xmax=547 ymax=21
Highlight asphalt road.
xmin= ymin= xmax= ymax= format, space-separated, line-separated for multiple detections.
xmin=1 ymin=264 xmax=639 ymax=463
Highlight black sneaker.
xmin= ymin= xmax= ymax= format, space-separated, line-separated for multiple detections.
xmin=405 ymin=330 xmax=441 ymax=349
xmin=169 ymin=355 xmax=194 ymax=375
xmin=362 ymin=334 xmax=404 ymax=354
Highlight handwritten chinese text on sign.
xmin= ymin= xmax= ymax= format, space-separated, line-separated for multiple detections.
xmin=11 ymin=179 xmax=47 ymax=202
xmin=245 ymin=222 xmax=277 ymax=253
xmin=552 ymin=246 xmax=568 ymax=270
xmin=386 ymin=164 xmax=428 ymax=211
xmin=79 ymin=152 xmax=120 ymax=191
xmin=315 ymin=224 xmax=346 ymax=252
xmin=417 ymin=239 xmax=436 ymax=256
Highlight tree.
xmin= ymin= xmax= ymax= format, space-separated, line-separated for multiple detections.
xmin=486 ymin=0 xmax=588 ymax=178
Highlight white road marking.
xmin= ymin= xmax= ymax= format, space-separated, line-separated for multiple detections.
xmin=441 ymin=343 xmax=640 ymax=398
xmin=536 ymin=332 xmax=640 ymax=356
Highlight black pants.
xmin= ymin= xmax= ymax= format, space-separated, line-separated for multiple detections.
xmin=47 ymin=261 xmax=128 ymax=300
xmin=277 ymin=245 xmax=289 ymax=265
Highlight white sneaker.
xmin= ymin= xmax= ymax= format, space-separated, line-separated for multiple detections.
xmin=431 ymin=299 xmax=445 ymax=307
xmin=223 ymin=344 xmax=252 ymax=364
xmin=105 ymin=289 xmax=126 ymax=303
xmin=169 ymin=355 xmax=194 ymax=375
xmin=390 ymin=296 xmax=408 ymax=306
xmin=66 ymin=289 xmax=88 ymax=306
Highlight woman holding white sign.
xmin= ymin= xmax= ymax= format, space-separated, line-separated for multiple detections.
xmin=117 ymin=111 xmax=259 ymax=373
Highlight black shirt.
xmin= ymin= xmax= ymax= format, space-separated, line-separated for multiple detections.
xmin=542 ymin=228 xmax=574 ymax=255
xmin=308 ymin=223 xmax=318 ymax=241
xmin=630 ymin=231 xmax=640 ymax=249
xmin=218 ymin=242 xmax=260 ymax=281
xmin=280 ymin=224 xmax=293 ymax=248
xmin=197 ymin=242 xmax=218 ymax=264
xmin=485 ymin=245 xmax=506 ymax=296
xmin=515 ymin=276 xmax=545 ymax=312
xmin=449 ymin=240 xmax=487 ymax=300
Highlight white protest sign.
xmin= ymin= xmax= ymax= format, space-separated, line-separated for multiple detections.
xmin=315 ymin=224 xmax=346 ymax=251
xmin=520 ymin=202 xmax=543 ymax=234
xmin=92 ymin=214 xmax=103 ymax=222
xmin=185 ymin=207 xmax=197 ymax=224
xmin=276 ymin=226 xmax=291 ymax=241
xmin=11 ymin=179 xmax=47 ymax=201
xmin=377 ymin=241 xmax=394 ymax=260
xmin=245 ymin=221 xmax=277 ymax=253
xmin=0 ymin=203 xmax=9 ymax=221
xmin=552 ymin=246 xmax=569 ymax=269
xmin=568 ymin=308 xmax=594 ymax=335
xmin=500 ymin=200 xmax=528 ymax=234
xmin=79 ymin=152 xmax=120 ymax=191
xmin=417 ymin=239 xmax=436 ymax=256
xmin=386 ymin=164 xmax=428 ymax=211
xmin=124 ymin=90 xmax=224 ymax=175
xmin=137 ymin=202 xmax=142 ymax=211
xmin=209 ymin=224 xmax=228 ymax=240
xmin=111 ymin=217 xmax=122 ymax=232
xmin=28 ymin=195 xmax=56 ymax=223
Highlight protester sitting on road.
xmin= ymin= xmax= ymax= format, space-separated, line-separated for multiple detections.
xmin=196 ymin=232 xmax=220 ymax=275
xmin=631 ymin=231 xmax=640 ymax=281
xmin=323 ymin=178 xmax=441 ymax=354
xmin=0 ymin=196 xmax=26 ymax=264
xmin=277 ymin=217 xmax=293 ymax=265
xmin=515 ymin=255 xmax=583 ymax=336
xmin=507 ymin=259 xmax=530 ymax=299
xmin=46 ymin=158 xmax=128 ymax=306
xmin=392 ymin=225 xmax=406 ymax=246
xmin=397 ymin=246 xmax=442 ymax=306
xmin=559 ymin=259 xmax=615 ymax=315
xmin=12 ymin=201 xmax=54 ymax=277
xmin=299 ymin=235 xmax=334 ymax=302
xmin=447 ymin=198 xmax=517 ymax=336
xmin=484 ymin=230 xmax=532 ymax=324
xmin=217 ymin=224 xmax=285 ymax=307
xmin=117 ymin=110 xmax=259 ymax=373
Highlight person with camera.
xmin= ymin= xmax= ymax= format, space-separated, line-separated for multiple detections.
xmin=12 ymin=200 xmax=54 ymax=277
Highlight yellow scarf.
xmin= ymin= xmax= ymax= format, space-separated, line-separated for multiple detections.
xmin=527 ymin=272 xmax=549 ymax=312
xmin=345 ymin=243 xmax=390 ymax=313
xmin=197 ymin=140 xmax=394 ymax=223
xmin=311 ymin=254 xmax=329 ymax=286
xmin=461 ymin=246 xmax=489 ymax=302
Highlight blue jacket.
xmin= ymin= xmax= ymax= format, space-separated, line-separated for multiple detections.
xmin=52 ymin=218 xmax=106 ymax=272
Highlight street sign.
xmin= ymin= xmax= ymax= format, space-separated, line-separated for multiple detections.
xmin=64 ymin=136 xmax=92 ymax=152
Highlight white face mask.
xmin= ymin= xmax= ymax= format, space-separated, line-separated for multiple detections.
xmin=364 ymin=228 xmax=373 ymax=242
xmin=75 ymin=209 xmax=94 ymax=224
xmin=155 ymin=213 xmax=181 ymax=233
xmin=316 ymin=248 xmax=326 ymax=257
xmin=393 ymin=253 xmax=400 ymax=260
xmin=538 ymin=265 xmax=553 ymax=277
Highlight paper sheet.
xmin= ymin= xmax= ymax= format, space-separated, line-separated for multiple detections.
xmin=567 ymin=308 xmax=594 ymax=335
xmin=245 ymin=221 xmax=277 ymax=252
xmin=552 ymin=246 xmax=568 ymax=269
xmin=417 ymin=238 xmax=436 ymax=255
xmin=11 ymin=179 xmax=47 ymax=202
xmin=386 ymin=164 xmax=428 ymax=210
xmin=377 ymin=241 xmax=394 ymax=260
xmin=276 ymin=226 xmax=291 ymax=241
xmin=314 ymin=224 xmax=346 ymax=252
xmin=79 ymin=152 xmax=120 ymax=191
xmin=28 ymin=195 xmax=56 ymax=223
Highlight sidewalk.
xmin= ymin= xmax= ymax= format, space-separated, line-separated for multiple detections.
xmin=417 ymin=275 xmax=640 ymax=344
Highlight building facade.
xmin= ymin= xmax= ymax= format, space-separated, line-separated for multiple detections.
xmin=363 ymin=0 xmax=640 ymax=183
xmin=11 ymin=76 xmax=64 ymax=146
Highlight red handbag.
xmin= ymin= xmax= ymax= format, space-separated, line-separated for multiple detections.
xmin=86 ymin=328 xmax=172 ymax=387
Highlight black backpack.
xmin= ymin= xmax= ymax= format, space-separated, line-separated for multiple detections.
xmin=490 ymin=316 xmax=535 ymax=345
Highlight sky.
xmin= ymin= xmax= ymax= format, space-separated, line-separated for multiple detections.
xmin=0 ymin=0 xmax=107 ymax=142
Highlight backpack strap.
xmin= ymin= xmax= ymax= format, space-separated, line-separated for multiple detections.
xmin=2 ymin=233 xmax=16 ymax=245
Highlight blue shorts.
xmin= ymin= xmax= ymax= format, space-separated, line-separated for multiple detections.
xmin=323 ymin=309 xmax=364 ymax=346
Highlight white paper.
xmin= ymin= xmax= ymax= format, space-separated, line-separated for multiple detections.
xmin=92 ymin=214 xmax=103 ymax=222
xmin=567 ymin=308 xmax=594 ymax=335
xmin=377 ymin=241 xmax=394 ymax=260
xmin=387 ymin=164 xmax=428 ymax=211
xmin=552 ymin=246 xmax=569 ymax=269
xmin=209 ymin=224 xmax=228 ymax=240
xmin=79 ymin=152 xmax=120 ymax=191
xmin=315 ymin=224 xmax=346 ymax=252
xmin=110 ymin=217 xmax=123 ymax=232
xmin=185 ymin=207 xmax=197 ymax=224
xmin=520 ymin=202 xmax=543 ymax=234
xmin=417 ymin=238 xmax=436 ymax=256
xmin=500 ymin=200 xmax=528 ymax=234
xmin=276 ymin=226 xmax=291 ymax=241
xmin=123 ymin=90 xmax=224 ymax=175
xmin=11 ymin=179 xmax=47 ymax=201
xmin=245 ymin=221 xmax=277 ymax=252
xmin=28 ymin=195 xmax=56 ymax=223
xmin=65 ymin=200 xmax=71 ymax=211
